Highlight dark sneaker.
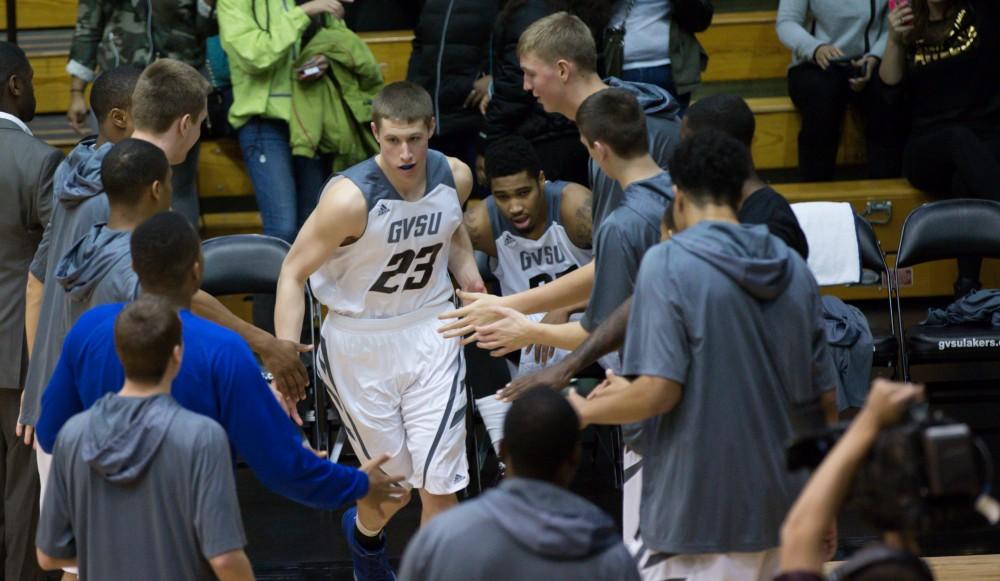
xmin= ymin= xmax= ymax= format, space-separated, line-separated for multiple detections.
xmin=341 ymin=507 xmax=395 ymax=581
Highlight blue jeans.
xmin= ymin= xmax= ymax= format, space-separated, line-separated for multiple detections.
xmin=237 ymin=117 xmax=333 ymax=243
xmin=622 ymin=64 xmax=691 ymax=116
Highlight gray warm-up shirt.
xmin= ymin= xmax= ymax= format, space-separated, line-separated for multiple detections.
xmin=21 ymin=139 xmax=111 ymax=426
xmin=37 ymin=394 xmax=246 ymax=580
xmin=622 ymin=221 xmax=838 ymax=555
xmin=589 ymin=78 xmax=681 ymax=228
xmin=580 ymin=171 xmax=672 ymax=332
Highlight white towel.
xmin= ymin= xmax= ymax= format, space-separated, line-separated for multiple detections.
xmin=791 ymin=202 xmax=861 ymax=286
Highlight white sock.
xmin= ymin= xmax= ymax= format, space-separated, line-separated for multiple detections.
xmin=475 ymin=395 xmax=511 ymax=454
xmin=355 ymin=515 xmax=383 ymax=537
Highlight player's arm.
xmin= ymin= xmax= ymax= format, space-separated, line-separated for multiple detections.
xmin=439 ymin=261 xmax=595 ymax=339
xmin=568 ymin=373 xmax=682 ymax=427
xmin=463 ymin=200 xmax=497 ymax=257
xmin=190 ymin=290 xmax=311 ymax=401
xmin=36 ymin=550 xmax=77 ymax=571
xmin=474 ymin=307 xmax=591 ymax=355
xmin=209 ymin=550 xmax=254 ymax=581
xmin=275 ymin=179 xmax=367 ymax=345
xmin=448 ymin=158 xmax=486 ymax=292
xmin=559 ymin=182 xmax=594 ymax=249
xmin=779 ymin=380 xmax=922 ymax=574
xmin=25 ymin=274 xmax=43 ymax=357
xmin=499 ymin=296 xmax=631 ymax=400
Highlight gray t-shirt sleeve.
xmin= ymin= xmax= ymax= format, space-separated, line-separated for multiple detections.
xmin=30 ymin=218 xmax=52 ymax=282
xmin=192 ymin=421 xmax=247 ymax=559
xmin=36 ymin=432 xmax=77 ymax=560
xmin=621 ymin=246 xmax=688 ymax=383
xmin=581 ymin=221 xmax=641 ymax=332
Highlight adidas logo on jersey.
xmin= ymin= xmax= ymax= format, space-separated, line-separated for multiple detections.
xmin=502 ymin=232 xmax=517 ymax=248
xmin=375 ymin=202 xmax=391 ymax=217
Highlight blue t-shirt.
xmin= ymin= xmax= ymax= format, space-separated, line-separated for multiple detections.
xmin=36 ymin=303 xmax=369 ymax=509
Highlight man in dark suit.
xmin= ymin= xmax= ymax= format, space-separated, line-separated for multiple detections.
xmin=0 ymin=40 xmax=63 ymax=581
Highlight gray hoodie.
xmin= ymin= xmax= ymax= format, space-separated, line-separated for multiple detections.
xmin=20 ymin=140 xmax=112 ymax=426
xmin=400 ymin=478 xmax=639 ymax=581
xmin=55 ymin=223 xmax=139 ymax=325
xmin=589 ymin=78 xmax=682 ymax=229
xmin=81 ymin=393 xmax=180 ymax=483
xmin=777 ymin=0 xmax=890 ymax=66
xmin=621 ymin=221 xmax=838 ymax=554
xmin=36 ymin=393 xmax=247 ymax=581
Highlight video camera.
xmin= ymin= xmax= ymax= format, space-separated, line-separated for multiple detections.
xmin=786 ymin=397 xmax=997 ymax=532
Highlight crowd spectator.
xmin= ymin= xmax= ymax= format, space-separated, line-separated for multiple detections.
xmin=777 ymin=379 xmax=932 ymax=581
xmin=36 ymin=298 xmax=254 ymax=581
xmin=880 ymin=0 xmax=1000 ymax=298
xmin=607 ymin=0 xmax=712 ymax=113
xmin=399 ymin=388 xmax=639 ymax=581
xmin=407 ymin=0 xmax=497 ymax=197
xmin=217 ymin=0 xmax=347 ymax=244
xmin=778 ymin=0 xmax=905 ymax=182
xmin=0 ymin=40 xmax=62 ymax=581
xmin=65 ymin=0 xmax=214 ymax=226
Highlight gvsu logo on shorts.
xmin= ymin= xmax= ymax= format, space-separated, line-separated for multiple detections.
xmin=937 ymin=337 xmax=999 ymax=351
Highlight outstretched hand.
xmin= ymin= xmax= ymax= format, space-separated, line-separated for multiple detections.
xmin=261 ymin=338 xmax=312 ymax=402
xmin=861 ymin=379 xmax=923 ymax=429
xmin=474 ymin=306 xmax=537 ymax=357
xmin=497 ymin=360 xmax=573 ymax=402
xmin=359 ymin=454 xmax=409 ymax=518
xmin=437 ymin=290 xmax=504 ymax=342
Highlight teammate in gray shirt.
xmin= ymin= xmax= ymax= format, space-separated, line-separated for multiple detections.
xmin=569 ymin=131 xmax=838 ymax=581
xmin=36 ymin=297 xmax=253 ymax=581
xmin=399 ymin=387 xmax=638 ymax=581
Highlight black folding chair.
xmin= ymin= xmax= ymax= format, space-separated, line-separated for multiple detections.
xmin=200 ymin=234 xmax=341 ymax=458
xmin=855 ymin=215 xmax=900 ymax=371
xmin=893 ymin=199 xmax=1000 ymax=380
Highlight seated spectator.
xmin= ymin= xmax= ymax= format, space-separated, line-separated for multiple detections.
xmin=777 ymin=379 xmax=932 ymax=581
xmin=399 ymin=387 xmax=639 ymax=581
xmin=218 ymin=0 xmax=347 ymax=244
xmin=880 ymin=0 xmax=1000 ymax=298
xmin=778 ymin=0 xmax=905 ymax=182
xmin=407 ymin=0 xmax=497 ymax=198
xmin=36 ymin=297 xmax=254 ymax=580
xmin=606 ymin=0 xmax=712 ymax=113
xmin=65 ymin=0 xmax=214 ymax=225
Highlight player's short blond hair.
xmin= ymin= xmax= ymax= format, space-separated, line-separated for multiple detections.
xmin=517 ymin=11 xmax=598 ymax=75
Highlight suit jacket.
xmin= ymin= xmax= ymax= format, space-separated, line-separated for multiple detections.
xmin=0 ymin=118 xmax=62 ymax=390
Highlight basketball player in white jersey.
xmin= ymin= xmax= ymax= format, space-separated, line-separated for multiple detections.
xmin=464 ymin=136 xmax=593 ymax=450
xmin=274 ymin=82 xmax=484 ymax=581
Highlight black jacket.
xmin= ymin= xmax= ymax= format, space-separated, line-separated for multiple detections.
xmin=406 ymin=0 xmax=498 ymax=137
xmin=483 ymin=0 xmax=580 ymax=146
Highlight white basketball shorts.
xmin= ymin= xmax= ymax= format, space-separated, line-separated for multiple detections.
xmin=316 ymin=304 xmax=469 ymax=495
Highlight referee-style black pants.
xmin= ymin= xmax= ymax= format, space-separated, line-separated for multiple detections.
xmin=0 ymin=389 xmax=42 ymax=580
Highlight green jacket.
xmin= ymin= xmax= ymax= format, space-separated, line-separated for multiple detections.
xmin=218 ymin=0 xmax=313 ymax=130
xmin=290 ymin=24 xmax=383 ymax=168
xmin=68 ymin=0 xmax=214 ymax=82
xmin=668 ymin=20 xmax=709 ymax=97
